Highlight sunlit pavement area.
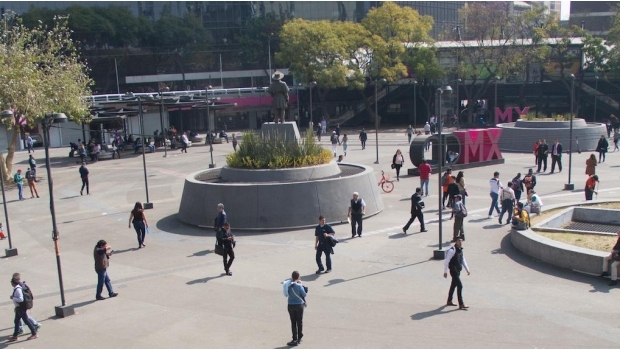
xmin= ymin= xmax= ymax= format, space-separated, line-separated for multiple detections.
xmin=1 ymin=129 xmax=619 ymax=348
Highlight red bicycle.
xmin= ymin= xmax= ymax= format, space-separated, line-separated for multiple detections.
xmin=378 ymin=170 xmax=394 ymax=193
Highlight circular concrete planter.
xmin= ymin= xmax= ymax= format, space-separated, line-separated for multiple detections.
xmin=219 ymin=162 xmax=341 ymax=183
xmin=497 ymin=118 xmax=606 ymax=153
xmin=178 ymin=162 xmax=384 ymax=230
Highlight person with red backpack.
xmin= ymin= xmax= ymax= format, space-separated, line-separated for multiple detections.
xmin=8 ymin=275 xmax=37 ymax=341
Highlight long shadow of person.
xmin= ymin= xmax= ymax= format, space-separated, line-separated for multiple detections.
xmin=410 ymin=305 xmax=461 ymax=320
xmin=186 ymin=274 xmax=225 ymax=285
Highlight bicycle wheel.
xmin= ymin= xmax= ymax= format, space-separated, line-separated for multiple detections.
xmin=382 ymin=181 xmax=394 ymax=193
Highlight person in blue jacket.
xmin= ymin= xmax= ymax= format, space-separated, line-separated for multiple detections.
xmin=283 ymin=271 xmax=307 ymax=346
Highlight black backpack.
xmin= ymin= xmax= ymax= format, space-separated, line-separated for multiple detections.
xmin=15 ymin=282 xmax=34 ymax=310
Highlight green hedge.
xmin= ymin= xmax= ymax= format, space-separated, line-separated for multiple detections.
xmin=226 ymin=131 xmax=333 ymax=169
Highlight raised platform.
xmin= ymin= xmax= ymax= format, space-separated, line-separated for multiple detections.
xmin=407 ymin=158 xmax=505 ymax=176
xmin=178 ymin=162 xmax=384 ymax=230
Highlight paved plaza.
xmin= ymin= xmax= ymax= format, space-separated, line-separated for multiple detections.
xmin=0 ymin=129 xmax=619 ymax=348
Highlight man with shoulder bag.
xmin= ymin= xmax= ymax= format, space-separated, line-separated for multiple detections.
xmin=283 ymin=270 xmax=308 ymax=346
xmin=452 ymin=195 xmax=466 ymax=241
xmin=403 ymin=187 xmax=427 ymax=234
xmin=601 ymin=230 xmax=620 ymax=286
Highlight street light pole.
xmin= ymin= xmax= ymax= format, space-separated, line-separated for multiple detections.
xmin=413 ymin=79 xmax=418 ymax=132
xmin=138 ymin=97 xmax=153 ymax=209
xmin=159 ymin=92 xmax=168 ymax=158
xmin=309 ymin=81 xmax=316 ymax=128
xmin=41 ymin=113 xmax=74 ymax=318
xmin=594 ymin=75 xmax=599 ymax=123
xmin=268 ymin=33 xmax=273 ymax=83
xmin=1 ymin=109 xmax=16 ymax=257
xmin=494 ymin=76 xmax=500 ymax=124
xmin=374 ymin=78 xmax=386 ymax=164
xmin=565 ymin=74 xmax=576 ymax=190
xmin=207 ymin=86 xmax=216 ymax=168
xmin=434 ymin=85 xmax=452 ymax=260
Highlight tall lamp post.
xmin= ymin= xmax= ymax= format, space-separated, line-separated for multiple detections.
xmin=1 ymin=109 xmax=17 ymax=257
xmin=455 ymin=78 xmax=461 ymax=129
xmin=434 ymin=85 xmax=452 ymax=260
xmin=594 ymin=75 xmax=599 ymax=123
xmin=268 ymin=32 xmax=274 ymax=83
xmin=205 ymin=85 xmax=217 ymax=168
xmin=565 ymin=74 xmax=576 ymax=191
xmin=493 ymin=76 xmax=500 ymax=124
xmin=158 ymin=91 xmax=168 ymax=158
xmin=309 ymin=81 xmax=317 ymax=127
xmin=138 ymin=97 xmax=154 ymax=209
xmin=413 ymin=79 xmax=418 ymax=131
xmin=374 ymin=78 xmax=387 ymax=164
xmin=41 ymin=112 xmax=74 ymax=318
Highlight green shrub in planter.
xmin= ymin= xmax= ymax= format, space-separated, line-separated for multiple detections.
xmin=226 ymin=131 xmax=332 ymax=169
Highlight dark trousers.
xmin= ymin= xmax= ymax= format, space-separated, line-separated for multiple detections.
xmin=13 ymin=308 xmax=36 ymax=337
xmin=537 ymin=156 xmax=547 ymax=172
xmin=453 ymin=216 xmax=464 ymax=239
xmin=133 ymin=221 xmax=146 ymax=246
xmin=181 ymin=142 xmax=187 ymax=153
xmin=223 ymin=248 xmax=235 ymax=272
xmin=95 ymin=269 xmax=114 ymax=298
xmin=316 ymin=245 xmax=331 ymax=271
xmin=287 ymin=304 xmax=304 ymax=341
xmin=404 ymin=211 xmax=425 ymax=231
xmin=551 ymin=155 xmax=562 ymax=172
xmin=585 ymin=187 xmax=594 ymax=200
xmin=499 ymin=201 xmax=514 ymax=224
xmin=81 ymin=177 xmax=89 ymax=194
xmin=351 ymin=214 xmax=363 ymax=237
xmin=394 ymin=164 xmax=402 ymax=179
xmin=514 ymin=190 xmax=522 ymax=202
xmin=361 ymin=140 xmax=366 ymax=149
xmin=448 ymin=269 xmax=464 ymax=305
xmin=442 ymin=191 xmax=449 ymax=207
xmin=599 ymin=151 xmax=606 ymax=162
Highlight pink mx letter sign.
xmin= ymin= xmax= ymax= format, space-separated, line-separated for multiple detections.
xmin=453 ymin=128 xmax=503 ymax=164
xmin=494 ymin=107 xmax=530 ymax=124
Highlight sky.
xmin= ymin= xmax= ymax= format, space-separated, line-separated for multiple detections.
xmin=561 ymin=0 xmax=570 ymax=21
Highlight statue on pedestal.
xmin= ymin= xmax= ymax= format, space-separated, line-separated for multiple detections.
xmin=268 ymin=71 xmax=289 ymax=122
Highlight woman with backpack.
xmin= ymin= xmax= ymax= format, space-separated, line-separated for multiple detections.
xmin=512 ymin=173 xmax=524 ymax=202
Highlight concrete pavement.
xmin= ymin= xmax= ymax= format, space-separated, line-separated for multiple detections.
xmin=0 ymin=130 xmax=619 ymax=348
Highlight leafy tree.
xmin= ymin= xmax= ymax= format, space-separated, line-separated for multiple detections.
xmin=405 ymin=46 xmax=444 ymax=122
xmin=0 ymin=16 xmax=92 ymax=179
xmin=234 ymin=12 xmax=285 ymax=70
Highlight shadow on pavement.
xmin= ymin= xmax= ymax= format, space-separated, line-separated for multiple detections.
xmin=389 ymin=232 xmax=413 ymax=239
xmin=299 ymin=273 xmax=321 ymax=282
xmin=410 ymin=305 xmax=461 ymax=320
xmin=70 ymin=299 xmax=97 ymax=309
xmin=59 ymin=195 xmax=81 ymax=200
xmin=324 ymin=259 xmax=432 ymax=287
xmin=187 ymin=249 xmax=213 ymax=257
xmin=112 ymin=248 xmax=139 ymax=255
xmin=482 ymin=224 xmax=507 ymax=230
xmin=156 ymin=214 xmax=210 ymax=237
xmin=468 ymin=217 xmax=491 ymax=223
xmin=187 ymin=274 xmax=226 ymax=285
xmin=498 ymin=234 xmax=614 ymax=293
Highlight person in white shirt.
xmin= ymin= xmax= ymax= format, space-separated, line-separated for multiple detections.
xmin=348 ymin=192 xmax=366 ymax=238
xmin=424 ymin=122 xmax=431 ymax=135
xmin=444 ymin=237 xmax=470 ymax=309
xmin=181 ymin=132 xmax=189 ymax=153
xmin=8 ymin=276 xmax=38 ymax=341
xmin=26 ymin=135 xmax=34 ymax=154
xmin=499 ymin=182 xmax=516 ymax=225
xmin=488 ymin=171 xmax=503 ymax=219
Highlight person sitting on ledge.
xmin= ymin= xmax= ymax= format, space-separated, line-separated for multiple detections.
xmin=511 ymin=202 xmax=530 ymax=230
xmin=601 ymin=230 xmax=620 ymax=286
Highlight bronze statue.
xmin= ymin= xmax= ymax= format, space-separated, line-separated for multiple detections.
xmin=268 ymin=71 xmax=289 ymax=122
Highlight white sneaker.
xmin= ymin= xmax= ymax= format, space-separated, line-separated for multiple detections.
xmin=488 ymin=215 xmax=493 ymax=219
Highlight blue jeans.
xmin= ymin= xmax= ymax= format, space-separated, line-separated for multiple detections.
xmin=17 ymin=184 xmax=23 ymax=200
xmin=316 ymin=244 xmax=331 ymax=271
xmin=13 ymin=308 xmax=35 ymax=337
xmin=96 ymin=269 xmax=114 ymax=298
xmin=133 ymin=221 xmax=146 ymax=246
xmin=488 ymin=192 xmax=500 ymax=216
xmin=420 ymin=179 xmax=429 ymax=196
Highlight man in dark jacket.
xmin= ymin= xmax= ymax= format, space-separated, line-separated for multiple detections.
xmin=314 ymin=216 xmax=335 ymax=274
xmin=403 ymin=188 xmax=427 ymax=234
xmin=359 ymin=128 xmax=367 ymax=150
xmin=79 ymin=162 xmax=89 ymax=195
xmin=536 ymin=139 xmax=549 ymax=173
xmin=348 ymin=192 xmax=366 ymax=238
xmin=550 ymin=139 xmax=563 ymax=173
xmin=94 ymin=239 xmax=118 ymax=300
xmin=443 ymin=237 xmax=470 ymax=309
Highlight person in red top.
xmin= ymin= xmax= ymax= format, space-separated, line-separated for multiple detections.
xmin=418 ymin=159 xmax=432 ymax=197
xmin=585 ymin=175 xmax=599 ymax=200
xmin=533 ymin=140 xmax=540 ymax=165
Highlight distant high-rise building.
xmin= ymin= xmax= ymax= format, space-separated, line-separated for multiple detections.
xmin=569 ymin=1 xmax=618 ymax=37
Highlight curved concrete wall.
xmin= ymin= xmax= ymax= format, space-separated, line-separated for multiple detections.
xmin=220 ymin=162 xmax=341 ymax=183
xmin=409 ymin=134 xmax=460 ymax=167
xmin=497 ymin=119 xmax=606 ymax=153
xmin=178 ymin=163 xmax=384 ymax=230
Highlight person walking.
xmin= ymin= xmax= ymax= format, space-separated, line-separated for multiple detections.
xmin=488 ymin=171 xmax=503 ymax=219
xmin=79 ymin=162 xmax=90 ymax=195
xmin=314 ymin=215 xmax=335 ymax=274
xmin=13 ymin=169 xmax=24 ymax=201
xmin=128 ymin=202 xmax=149 ymax=249
xmin=78 ymin=142 xmax=87 ymax=164
xmin=533 ymin=139 xmax=540 ymax=165
xmin=330 ymin=131 xmax=338 ymax=157
xmin=25 ymin=134 xmax=34 ymax=154
xmin=7 ymin=276 xmax=38 ymax=341
xmin=28 ymin=155 xmax=36 ymax=180
xmin=585 ymin=175 xmax=599 ymax=201
xmin=25 ymin=168 xmax=39 ymax=199
xmin=443 ymin=237 xmax=470 ymax=309
xmin=321 ymin=118 xmax=327 ymax=135
xmin=341 ymin=134 xmax=348 ymax=156
xmin=418 ymin=159 xmax=432 ymax=196
xmin=214 ymin=203 xmax=227 ymax=237
xmin=523 ymin=168 xmax=537 ymax=192
xmin=180 ymin=132 xmax=189 ymax=153
xmin=596 ymin=135 xmax=609 ymax=163
xmin=308 ymin=120 xmax=314 ymax=132
xmin=512 ymin=173 xmax=524 ymax=202
xmin=359 ymin=128 xmax=367 ymax=150
xmin=585 ymin=154 xmax=597 ymax=176
xmin=283 ymin=270 xmax=307 ymax=346
xmin=406 ymin=125 xmax=414 ymax=144
xmin=452 ymin=195 xmax=465 ymax=241
xmin=335 ymin=124 xmax=341 ymax=144
xmin=94 ymin=239 xmax=118 ymax=300
xmin=424 ymin=122 xmax=431 ymax=135
xmin=536 ymin=139 xmax=549 ymax=173
xmin=600 ymin=230 xmax=620 ymax=286
xmin=550 ymin=139 xmax=563 ymax=173
xmin=12 ymin=273 xmax=41 ymax=336
xmin=499 ymin=182 xmax=516 ymax=225
xmin=441 ymin=169 xmax=453 ymax=209
xmin=348 ymin=192 xmax=366 ymax=238
xmin=403 ymin=187 xmax=427 ymax=234
xmin=232 ymin=133 xmax=238 ymax=152
xmin=455 ymin=171 xmax=467 ymax=205
xmin=392 ymin=149 xmax=405 ymax=181
xmin=217 ymin=222 xmax=235 ymax=276
xmin=614 ymin=131 xmax=620 ymax=152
